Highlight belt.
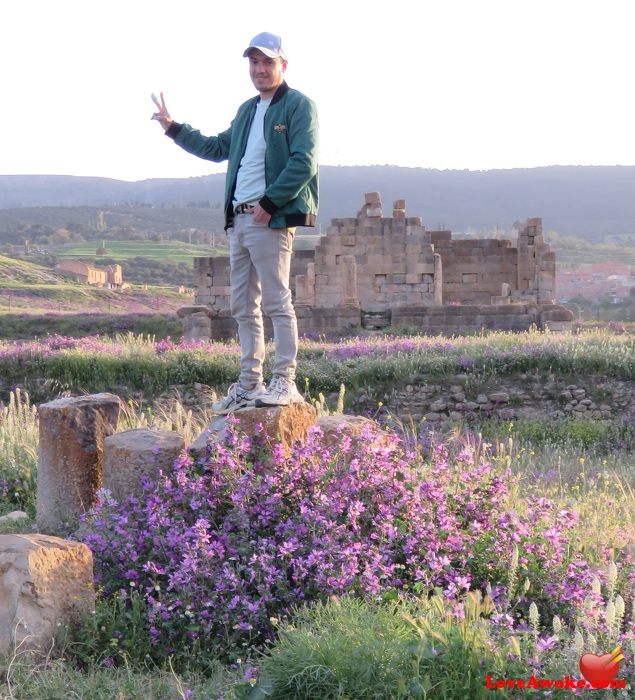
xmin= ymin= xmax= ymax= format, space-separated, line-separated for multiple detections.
xmin=234 ymin=202 xmax=258 ymax=214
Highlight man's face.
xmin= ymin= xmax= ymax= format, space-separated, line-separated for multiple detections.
xmin=248 ymin=49 xmax=287 ymax=97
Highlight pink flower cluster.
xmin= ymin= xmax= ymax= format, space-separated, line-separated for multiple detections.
xmin=80 ymin=421 xmax=624 ymax=659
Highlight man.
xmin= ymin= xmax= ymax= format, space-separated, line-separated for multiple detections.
xmin=153 ymin=32 xmax=318 ymax=413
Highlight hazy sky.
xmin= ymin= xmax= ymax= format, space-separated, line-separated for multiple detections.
xmin=3 ymin=0 xmax=634 ymax=182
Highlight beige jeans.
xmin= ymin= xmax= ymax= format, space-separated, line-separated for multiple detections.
xmin=229 ymin=213 xmax=298 ymax=386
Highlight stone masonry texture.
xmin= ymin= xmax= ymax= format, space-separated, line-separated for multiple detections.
xmin=179 ymin=196 xmax=571 ymax=338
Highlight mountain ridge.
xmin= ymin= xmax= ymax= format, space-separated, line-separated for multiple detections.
xmin=2 ymin=165 xmax=634 ymax=239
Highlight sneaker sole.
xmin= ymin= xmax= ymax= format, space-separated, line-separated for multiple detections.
xmin=254 ymin=397 xmax=304 ymax=409
xmin=212 ymin=399 xmax=258 ymax=415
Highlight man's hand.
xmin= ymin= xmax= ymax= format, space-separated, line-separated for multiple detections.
xmin=252 ymin=204 xmax=271 ymax=225
xmin=152 ymin=92 xmax=173 ymax=132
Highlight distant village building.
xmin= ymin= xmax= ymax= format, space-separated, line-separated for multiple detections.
xmin=556 ymin=262 xmax=635 ymax=303
xmin=55 ymin=260 xmax=123 ymax=288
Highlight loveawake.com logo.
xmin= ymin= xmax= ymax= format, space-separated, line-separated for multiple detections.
xmin=486 ymin=645 xmax=626 ymax=691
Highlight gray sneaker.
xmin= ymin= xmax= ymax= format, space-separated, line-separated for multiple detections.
xmin=212 ymin=382 xmax=266 ymax=415
xmin=254 ymin=375 xmax=304 ymax=408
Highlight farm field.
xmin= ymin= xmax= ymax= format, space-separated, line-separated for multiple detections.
xmin=53 ymin=239 xmax=227 ymax=263
xmin=52 ymin=232 xmax=320 ymax=261
xmin=2 ymin=326 xmax=635 ymax=698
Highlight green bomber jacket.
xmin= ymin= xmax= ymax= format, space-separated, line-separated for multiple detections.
xmin=165 ymin=81 xmax=318 ymax=230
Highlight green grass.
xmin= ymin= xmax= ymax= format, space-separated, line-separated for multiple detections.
xmin=5 ymin=325 xmax=635 ymax=403
xmin=53 ymin=234 xmax=320 ymax=260
xmin=3 ymin=328 xmax=635 ymax=697
xmin=0 ymin=253 xmax=67 ymax=285
xmin=0 ymin=661 xmax=233 ymax=700
xmin=255 ymin=595 xmax=522 ymax=700
xmin=0 ymin=289 xmax=185 ymax=315
xmin=0 ymin=312 xmax=184 ymax=341
xmin=54 ymin=240 xmax=228 ymax=263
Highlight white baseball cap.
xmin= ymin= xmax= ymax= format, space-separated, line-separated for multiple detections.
xmin=243 ymin=32 xmax=286 ymax=60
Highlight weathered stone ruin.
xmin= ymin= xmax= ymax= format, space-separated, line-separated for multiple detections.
xmin=178 ymin=192 xmax=572 ymax=339
xmin=0 ymin=534 xmax=93 ymax=657
xmin=36 ymin=394 xmax=121 ymax=532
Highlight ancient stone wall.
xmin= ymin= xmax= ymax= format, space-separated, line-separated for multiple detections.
xmin=431 ymin=233 xmax=517 ymax=304
xmin=180 ymin=193 xmax=569 ymax=338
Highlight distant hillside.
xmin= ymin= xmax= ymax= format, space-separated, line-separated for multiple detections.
xmin=2 ymin=165 xmax=635 ymax=239
xmin=0 ymin=253 xmax=67 ymax=285
xmin=0 ymin=252 xmax=187 ymax=320
xmin=0 ymin=204 xmax=227 ymax=244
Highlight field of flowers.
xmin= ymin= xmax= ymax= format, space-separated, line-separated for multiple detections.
xmin=2 ymin=327 xmax=635 ymax=698
xmin=2 ymin=324 xmax=635 ymax=404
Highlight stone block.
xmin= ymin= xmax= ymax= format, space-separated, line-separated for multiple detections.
xmin=189 ymin=402 xmax=318 ymax=461
xmin=365 ymin=192 xmax=382 ymax=206
xmin=320 ymin=264 xmax=341 ymax=278
xmin=316 ymin=415 xmax=383 ymax=450
xmin=208 ymin=284 xmax=232 ymax=295
xmin=182 ymin=313 xmax=212 ymax=341
xmin=541 ymin=306 xmax=574 ymax=322
xmin=429 ymin=231 xmax=452 ymax=244
xmin=37 ymin=394 xmax=121 ymax=532
xmin=368 ymin=254 xmax=392 ymax=266
xmin=317 ymin=293 xmax=346 ymax=307
xmin=0 ymin=512 xmax=28 ymax=526
xmin=543 ymin=321 xmax=570 ymax=332
xmin=413 ymin=263 xmax=435 ymax=274
xmin=392 ymin=253 xmax=407 ymax=265
xmin=369 ymin=264 xmax=395 ymax=275
xmin=177 ymin=304 xmax=216 ymax=319
xmin=102 ymin=429 xmax=186 ymax=503
xmin=320 ymin=236 xmax=342 ymax=248
xmin=0 ymin=534 xmax=93 ymax=656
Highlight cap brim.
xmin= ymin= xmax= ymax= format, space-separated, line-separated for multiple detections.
xmin=243 ymin=46 xmax=284 ymax=59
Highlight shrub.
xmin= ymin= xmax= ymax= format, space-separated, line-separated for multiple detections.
xmin=74 ymin=418 xmax=624 ymax=674
xmin=251 ymin=594 xmax=520 ymax=700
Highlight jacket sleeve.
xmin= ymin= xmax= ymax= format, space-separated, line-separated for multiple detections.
xmin=165 ymin=122 xmax=233 ymax=163
xmin=260 ymin=98 xmax=319 ymax=214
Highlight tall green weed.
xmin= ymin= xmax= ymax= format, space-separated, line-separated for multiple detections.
xmin=0 ymin=389 xmax=38 ymax=514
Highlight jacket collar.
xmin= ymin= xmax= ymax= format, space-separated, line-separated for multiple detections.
xmin=256 ymin=80 xmax=289 ymax=106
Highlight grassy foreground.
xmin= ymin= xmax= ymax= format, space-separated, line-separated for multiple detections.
xmin=2 ymin=323 xmax=635 ymax=403
xmin=2 ymin=327 xmax=635 ymax=698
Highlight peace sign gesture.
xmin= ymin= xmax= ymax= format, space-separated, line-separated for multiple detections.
xmin=151 ymin=92 xmax=173 ymax=132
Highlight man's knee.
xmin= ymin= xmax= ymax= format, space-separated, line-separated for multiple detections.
xmin=231 ymin=299 xmax=262 ymax=320
xmin=262 ymin=294 xmax=295 ymax=318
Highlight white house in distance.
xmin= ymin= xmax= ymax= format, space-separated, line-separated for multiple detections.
xmin=55 ymin=260 xmax=123 ymax=288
